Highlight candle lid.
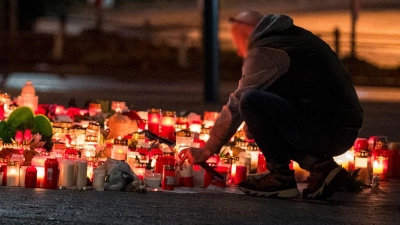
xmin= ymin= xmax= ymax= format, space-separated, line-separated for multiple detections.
xmin=148 ymin=108 xmax=161 ymax=114
xmin=162 ymin=111 xmax=176 ymax=117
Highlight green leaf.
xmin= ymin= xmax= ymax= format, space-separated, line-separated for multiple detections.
xmin=7 ymin=106 xmax=35 ymax=128
xmin=33 ymin=115 xmax=53 ymax=137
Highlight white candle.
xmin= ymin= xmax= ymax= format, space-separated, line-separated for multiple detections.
xmin=82 ymin=147 xmax=96 ymax=159
xmin=355 ymin=157 xmax=368 ymax=168
xmin=189 ymin=123 xmax=201 ymax=133
xmin=36 ymin=167 xmax=45 ymax=188
xmin=32 ymin=156 xmax=48 ymax=188
xmin=247 ymin=150 xmax=259 ymax=174
xmin=76 ymin=159 xmax=88 ymax=189
xmin=373 ymin=160 xmax=384 ymax=175
xmin=334 ymin=156 xmax=349 ymax=170
xmin=179 ymin=161 xmax=193 ymax=177
xmin=10 ymin=154 xmax=24 ymax=166
xmin=354 ymin=156 xmax=371 ymax=184
xmin=112 ymin=145 xmax=128 ymax=161
xmin=112 ymin=150 xmax=127 ymax=161
xmin=93 ymin=166 xmax=106 ymax=190
xmin=64 ymin=160 xmax=75 ymax=188
xmin=292 ymin=161 xmax=309 ymax=183
xmin=58 ymin=159 xmax=65 ymax=187
xmin=32 ymin=156 xmax=48 ymax=167
xmin=87 ymin=164 xmax=94 ymax=181
xmin=7 ymin=165 xmax=20 ymax=186
xmin=19 ymin=166 xmax=29 ymax=187
xmin=133 ymin=167 xmax=145 ymax=180
xmin=230 ymin=163 xmax=237 ymax=183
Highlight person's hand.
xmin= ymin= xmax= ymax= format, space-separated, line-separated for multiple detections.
xmin=178 ymin=147 xmax=211 ymax=166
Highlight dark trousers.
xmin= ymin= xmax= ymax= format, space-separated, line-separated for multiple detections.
xmin=239 ymin=90 xmax=359 ymax=171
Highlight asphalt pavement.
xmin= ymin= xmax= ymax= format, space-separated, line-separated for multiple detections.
xmin=0 ymin=180 xmax=399 ymax=224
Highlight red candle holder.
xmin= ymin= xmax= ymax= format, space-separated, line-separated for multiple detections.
xmin=203 ymin=163 xmax=217 ymax=187
xmin=25 ymin=166 xmax=37 ymax=188
xmin=392 ymin=149 xmax=400 ymax=178
xmin=178 ymin=161 xmax=194 ymax=187
xmin=257 ymin=152 xmax=267 ymax=173
xmin=43 ymin=158 xmax=59 ymax=189
xmin=147 ymin=108 xmax=161 ymax=135
xmin=234 ymin=165 xmax=247 ymax=185
xmin=368 ymin=136 xmax=388 ymax=150
xmin=175 ymin=116 xmax=189 ymax=131
xmin=354 ymin=138 xmax=369 ymax=151
xmin=212 ymin=166 xmax=228 ymax=188
xmin=155 ymin=156 xmax=175 ymax=174
xmin=162 ymin=165 xmax=176 ymax=190
xmin=160 ymin=111 xmax=176 ymax=141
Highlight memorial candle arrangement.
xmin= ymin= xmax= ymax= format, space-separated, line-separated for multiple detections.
xmin=3 ymin=88 xmax=400 ymax=196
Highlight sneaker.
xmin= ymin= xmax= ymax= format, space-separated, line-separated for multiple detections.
xmin=238 ymin=169 xmax=300 ymax=198
xmin=302 ymin=160 xmax=348 ymax=200
xmin=245 ymin=170 xmax=271 ymax=182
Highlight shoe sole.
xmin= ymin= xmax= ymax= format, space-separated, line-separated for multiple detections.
xmin=302 ymin=167 xmax=347 ymax=200
xmin=238 ymin=186 xmax=301 ymax=199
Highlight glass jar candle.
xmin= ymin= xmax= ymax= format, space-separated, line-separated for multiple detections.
xmin=355 ymin=149 xmax=372 ymax=184
xmin=6 ymin=161 xmax=20 ymax=187
xmin=93 ymin=166 xmax=106 ymax=191
xmin=111 ymin=137 xmax=129 ymax=161
xmin=234 ymin=164 xmax=247 ymax=185
xmin=25 ymin=166 xmax=37 ymax=188
xmin=76 ymin=159 xmax=88 ymax=190
xmin=162 ymin=165 xmax=176 ymax=190
xmin=147 ymin=108 xmax=161 ymax=135
xmin=176 ymin=130 xmax=192 ymax=152
xmin=246 ymin=143 xmax=259 ymax=174
xmin=160 ymin=111 xmax=176 ymax=141
xmin=19 ymin=165 xmax=29 ymax=187
xmin=43 ymin=158 xmax=59 ymax=189
xmin=178 ymin=161 xmax=194 ymax=187
xmin=175 ymin=116 xmax=189 ymax=131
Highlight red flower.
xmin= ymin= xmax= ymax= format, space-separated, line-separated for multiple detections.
xmin=24 ymin=129 xmax=33 ymax=142
xmin=15 ymin=131 xmax=23 ymax=144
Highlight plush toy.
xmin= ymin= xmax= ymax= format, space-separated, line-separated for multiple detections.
xmin=106 ymin=113 xmax=138 ymax=140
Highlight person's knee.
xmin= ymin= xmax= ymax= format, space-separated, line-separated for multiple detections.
xmin=239 ymin=90 xmax=258 ymax=114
